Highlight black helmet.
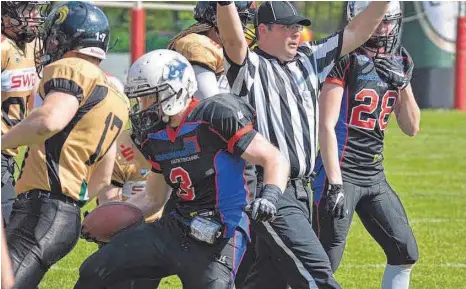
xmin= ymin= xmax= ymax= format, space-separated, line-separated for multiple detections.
xmin=35 ymin=1 xmax=110 ymax=74
xmin=194 ymin=1 xmax=256 ymax=27
xmin=1 ymin=1 xmax=51 ymax=44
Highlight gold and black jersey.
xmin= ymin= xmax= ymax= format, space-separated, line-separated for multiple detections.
xmin=15 ymin=57 xmax=130 ymax=201
xmin=111 ymin=130 xmax=151 ymax=188
xmin=1 ymin=35 xmax=36 ymax=157
xmin=173 ymin=33 xmax=224 ymax=75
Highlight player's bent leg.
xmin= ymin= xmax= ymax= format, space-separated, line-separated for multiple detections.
xmin=181 ymin=229 xmax=248 ymax=289
xmin=1 ymin=154 xmax=17 ymax=227
xmin=312 ymin=182 xmax=360 ymax=272
xmin=7 ymin=198 xmax=81 ymax=289
xmin=75 ymin=220 xmax=175 ymax=289
xmin=356 ymin=180 xmax=419 ymax=289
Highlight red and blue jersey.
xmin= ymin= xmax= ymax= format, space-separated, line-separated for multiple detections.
xmin=139 ymin=95 xmax=257 ymax=239
xmin=313 ymin=49 xmax=404 ymax=203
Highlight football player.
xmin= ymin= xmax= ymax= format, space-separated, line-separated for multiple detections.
xmin=168 ymin=3 xmax=258 ymax=285
xmin=1 ymin=2 xmax=129 ymax=288
xmin=167 ymin=1 xmax=255 ymax=99
xmin=312 ymin=2 xmax=420 ymax=289
xmin=1 ymin=1 xmax=50 ymax=226
xmin=75 ymin=49 xmax=289 ymax=289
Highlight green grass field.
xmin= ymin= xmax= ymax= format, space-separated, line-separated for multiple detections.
xmin=34 ymin=110 xmax=465 ymax=289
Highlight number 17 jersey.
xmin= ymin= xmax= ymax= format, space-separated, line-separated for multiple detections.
xmin=317 ymin=50 xmax=400 ymax=186
xmin=15 ymin=57 xmax=129 ymax=201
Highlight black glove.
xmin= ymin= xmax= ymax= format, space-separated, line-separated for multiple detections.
xmin=324 ymin=183 xmax=346 ymax=219
xmin=250 ymin=184 xmax=281 ymax=222
xmin=374 ymin=47 xmax=413 ymax=90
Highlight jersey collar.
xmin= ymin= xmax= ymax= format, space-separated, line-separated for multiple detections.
xmin=166 ymin=98 xmax=200 ymax=143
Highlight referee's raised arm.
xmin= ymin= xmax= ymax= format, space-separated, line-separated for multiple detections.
xmin=341 ymin=1 xmax=391 ymax=57
xmin=216 ymin=1 xmax=248 ymax=65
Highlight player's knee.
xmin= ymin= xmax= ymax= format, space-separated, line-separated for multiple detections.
xmin=386 ymin=234 xmax=419 ymax=265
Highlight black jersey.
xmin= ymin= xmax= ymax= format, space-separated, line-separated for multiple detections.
xmin=314 ymin=49 xmax=402 ymax=193
xmin=139 ymin=95 xmax=257 ymax=239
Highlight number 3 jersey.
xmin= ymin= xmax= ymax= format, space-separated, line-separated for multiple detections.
xmin=314 ymin=50 xmax=400 ymax=189
xmin=15 ymin=57 xmax=130 ymax=201
xmin=138 ymin=95 xmax=257 ymax=239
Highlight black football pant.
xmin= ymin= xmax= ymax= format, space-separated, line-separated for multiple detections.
xmin=313 ymin=180 xmax=419 ymax=272
xmin=241 ymin=180 xmax=341 ymax=289
xmin=2 ymin=153 xmax=17 ymax=226
xmin=75 ymin=214 xmax=248 ymax=289
xmin=6 ymin=195 xmax=81 ymax=289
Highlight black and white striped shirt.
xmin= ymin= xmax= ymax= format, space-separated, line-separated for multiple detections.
xmin=224 ymin=31 xmax=343 ymax=178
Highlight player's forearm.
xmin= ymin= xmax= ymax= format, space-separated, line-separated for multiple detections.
xmin=96 ymin=186 xmax=122 ymax=204
xmin=1 ymin=108 xmax=56 ymax=150
xmin=319 ymin=125 xmax=343 ymax=184
xmin=396 ymin=84 xmax=420 ymax=137
xmin=342 ymin=1 xmax=390 ymax=56
xmin=216 ymin=2 xmax=248 ymax=65
xmin=262 ymin=153 xmax=290 ymax=193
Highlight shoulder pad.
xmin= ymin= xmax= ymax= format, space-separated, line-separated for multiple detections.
xmin=173 ymin=33 xmax=224 ymax=74
xmin=39 ymin=58 xmax=105 ymax=103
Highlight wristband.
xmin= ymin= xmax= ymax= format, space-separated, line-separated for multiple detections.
xmin=261 ymin=184 xmax=282 ymax=205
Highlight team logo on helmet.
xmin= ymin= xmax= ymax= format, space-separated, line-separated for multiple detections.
xmin=54 ymin=5 xmax=69 ymax=24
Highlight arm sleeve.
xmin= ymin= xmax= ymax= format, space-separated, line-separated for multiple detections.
xmin=223 ymin=48 xmax=259 ymax=100
xmin=325 ymin=54 xmax=350 ymax=87
xmin=299 ymin=30 xmax=344 ymax=86
xmin=192 ymin=65 xmax=220 ymax=100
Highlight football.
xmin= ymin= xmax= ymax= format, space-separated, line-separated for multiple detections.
xmin=81 ymin=202 xmax=144 ymax=243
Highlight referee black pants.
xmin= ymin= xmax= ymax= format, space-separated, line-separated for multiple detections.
xmin=241 ymin=180 xmax=341 ymax=289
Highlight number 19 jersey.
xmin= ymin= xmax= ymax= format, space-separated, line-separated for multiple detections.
xmin=15 ymin=57 xmax=130 ymax=201
xmin=316 ymin=50 xmax=400 ymax=186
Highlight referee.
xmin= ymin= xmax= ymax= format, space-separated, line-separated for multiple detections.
xmin=217 ymin=1 xmax=391 ymax=288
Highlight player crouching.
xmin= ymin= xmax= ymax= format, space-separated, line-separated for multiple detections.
xmin=75 ymin=49 xmax=290 ymax=289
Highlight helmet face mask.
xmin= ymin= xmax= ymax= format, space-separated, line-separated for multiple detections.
xmin=347 ymin=1 xmax=402 ymax=55
xmin=1 ymin=1 xmax=50 ymax=44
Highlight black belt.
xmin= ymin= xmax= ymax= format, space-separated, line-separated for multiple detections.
xmin=17 ymin=189 xmax=86 ymax=208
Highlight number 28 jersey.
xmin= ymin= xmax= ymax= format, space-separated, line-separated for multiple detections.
xmin=139 ymin=95 xmax=257 ymax=239
xmin=318 ymin=50 xmax=400 ymax=185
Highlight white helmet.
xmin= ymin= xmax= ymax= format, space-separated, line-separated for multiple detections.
xmin=346 ymin=1 xmax=402 ymax=54
xmin=125 ymin=49 xmax=197 ymax=132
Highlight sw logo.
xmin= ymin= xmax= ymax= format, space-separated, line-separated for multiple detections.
xmin=1 ymin=67 xmax=36 ymax=92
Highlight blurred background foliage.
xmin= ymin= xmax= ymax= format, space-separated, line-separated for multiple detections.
xmin=98 ymin=1 xmax=347 ymax=52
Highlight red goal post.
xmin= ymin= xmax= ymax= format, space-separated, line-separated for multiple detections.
xmin=456 ymin=2 xmax=466 ymax=111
